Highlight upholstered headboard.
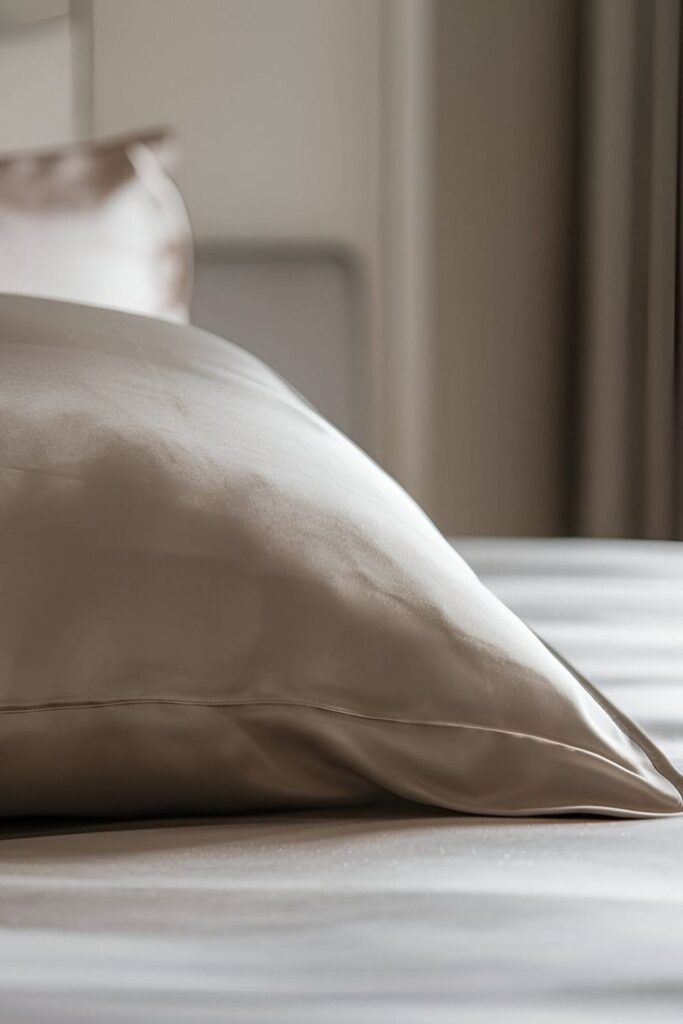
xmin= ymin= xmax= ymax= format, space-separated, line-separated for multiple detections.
xmin=191 ymin=244 xmax=368 ymax=447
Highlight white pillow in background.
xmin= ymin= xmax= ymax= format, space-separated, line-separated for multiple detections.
xmin=0 ymin=129 xmax=192 ymax=323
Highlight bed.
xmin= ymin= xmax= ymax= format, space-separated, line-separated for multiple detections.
xmin=1 ymin=537 xmax=681 ymax=1023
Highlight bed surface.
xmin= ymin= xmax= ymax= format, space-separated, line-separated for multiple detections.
xmin=1 ymin=538 xmax=682 ymax=1022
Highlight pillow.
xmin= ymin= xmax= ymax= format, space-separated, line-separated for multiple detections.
xmin=0 ymin=129 xmax=192 ymax=323
xmin=0 ymin=293 xmax=681 ymax=819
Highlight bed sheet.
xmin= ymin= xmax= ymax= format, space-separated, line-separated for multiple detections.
xmin=1 ymin=538 xmax=682 ymax=1023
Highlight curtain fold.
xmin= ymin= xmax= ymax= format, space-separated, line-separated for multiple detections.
xmin=575 ymin=0 xmax=682 ymax=539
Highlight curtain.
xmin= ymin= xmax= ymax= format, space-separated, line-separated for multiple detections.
xmin=575 ymin=0 xmax=682 ymax=538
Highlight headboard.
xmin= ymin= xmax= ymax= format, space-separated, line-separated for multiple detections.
xmin=191 ymin=244 xmax=368 ymax=448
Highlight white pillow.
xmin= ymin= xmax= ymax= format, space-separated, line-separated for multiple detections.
xmin=0 ymin=294 xmax=680 ymax=818
xmin=0 ymin=130 xmax=192 ymax=323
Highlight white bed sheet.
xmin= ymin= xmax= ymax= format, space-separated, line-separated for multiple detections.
xmin=1 ymin=538 xmax=682 ymax=1023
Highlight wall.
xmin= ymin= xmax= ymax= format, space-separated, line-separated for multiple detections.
xmin=0 ymin=13 xmax=74 ymax=150
xmin=433 ymin=0 xmax=578 ymax=535
xmin=91 ymin=0 xmax=381 ymax=253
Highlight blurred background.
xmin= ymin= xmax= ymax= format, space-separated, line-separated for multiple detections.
xmin=1 ymin=0 xmax=681 ymax=540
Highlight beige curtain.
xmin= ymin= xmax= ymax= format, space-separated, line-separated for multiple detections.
xmin=576 ymin=0 xmax=682 ymax=538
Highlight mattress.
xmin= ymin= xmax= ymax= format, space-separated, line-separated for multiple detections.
xmin=1 ymin=538 xmax=682 ymax=1023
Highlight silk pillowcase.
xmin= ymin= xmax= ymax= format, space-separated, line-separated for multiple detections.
xmin=0 ymin=293 xmax=681 ymax=818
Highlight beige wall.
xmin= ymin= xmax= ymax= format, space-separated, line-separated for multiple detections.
xmin=0 ymin=14 xmax=74 ymax=150
xmin=433 ymin=0 xmax=578 ymax=536
xmin=91 ymin=0 xmax=381 ymax=254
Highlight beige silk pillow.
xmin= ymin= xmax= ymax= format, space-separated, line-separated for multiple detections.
xmin=0 ymin=129 xmax=192 ymax=323
xmin=0 ymin=294 xmax=681 ymax=819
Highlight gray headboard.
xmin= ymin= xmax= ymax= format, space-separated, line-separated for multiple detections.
xmin=190 ymin=244 xmax=368 ymax=447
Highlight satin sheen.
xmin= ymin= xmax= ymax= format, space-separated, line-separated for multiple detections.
xmin=0 ymin=295 xmax=681 ymax=818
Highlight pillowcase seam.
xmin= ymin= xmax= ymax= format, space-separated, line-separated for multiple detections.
xmin=0 ymin=694 xmax=679 ymax=806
